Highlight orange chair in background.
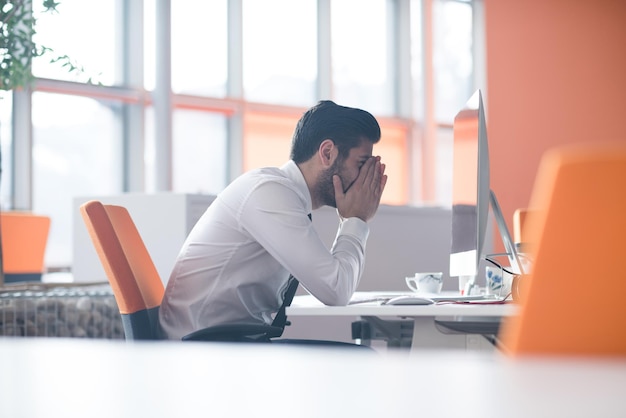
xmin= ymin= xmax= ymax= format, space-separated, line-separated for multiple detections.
xmin=0 ymin=212 xmax=51 ymax=284
xmin=500 ymin=142 xmax=626 ymax=357
xmin=512 ymin=208 xmax=529 ymax=245
xmin=80 ymin=201 xmax=164 ymax=340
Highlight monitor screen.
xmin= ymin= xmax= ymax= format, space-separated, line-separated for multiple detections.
xmin=449 ymin=90 xmax=490 ymax=279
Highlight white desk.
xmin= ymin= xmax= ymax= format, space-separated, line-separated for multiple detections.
xmin=1 ymin=338 xmax=625 ymax=418
xmin=287 ymin=292 xmax=517 ymax=351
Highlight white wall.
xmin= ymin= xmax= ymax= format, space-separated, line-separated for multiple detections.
xmin=308 ymin=204 xmax=459 ymax=293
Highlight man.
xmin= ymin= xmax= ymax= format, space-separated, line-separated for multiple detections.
xmin=159 ymin=100 xmax=387 ymax=340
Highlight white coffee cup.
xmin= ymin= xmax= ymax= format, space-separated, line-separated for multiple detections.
xmin=406 ymin=272 xmax=444 ymax=294
xmin=485 ymin=266 xmax=513 ymax=297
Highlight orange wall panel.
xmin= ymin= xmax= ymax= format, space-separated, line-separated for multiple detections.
xmin=484 ymin=0 xmax=626 ymax=250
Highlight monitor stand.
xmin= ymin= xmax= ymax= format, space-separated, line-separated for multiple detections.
xmin=489 ymin=189 xmax=525 ymax=275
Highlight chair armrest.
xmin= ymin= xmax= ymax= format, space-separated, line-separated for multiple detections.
xmin=182 ymin=324 xmax=284 ymax=343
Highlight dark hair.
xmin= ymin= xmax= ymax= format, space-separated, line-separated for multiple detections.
xmin=290 ymin=100 xmax=381 ymax=163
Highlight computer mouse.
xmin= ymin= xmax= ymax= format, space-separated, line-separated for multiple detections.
xmin=382 ymin=295 xmax=435 ymax=306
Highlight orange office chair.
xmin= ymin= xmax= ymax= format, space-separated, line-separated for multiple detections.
xmin=80 ymin=200 xmax=283 ymax=341
xmin=1 ymin=212 xmax=51 ymax=284
xmin=499 ymin=142 xmax=626 ymax=357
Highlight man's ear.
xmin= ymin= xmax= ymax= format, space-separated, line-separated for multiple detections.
xmin=319 ymin=139 xmax=337 ymax=168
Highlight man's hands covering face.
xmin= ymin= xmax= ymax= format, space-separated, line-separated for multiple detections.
xmin=334 ymin=156 xmax=387 ymax=222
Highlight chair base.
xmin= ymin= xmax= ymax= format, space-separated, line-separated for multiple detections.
xmin=3 ymin=273 xmax=43 ymax=284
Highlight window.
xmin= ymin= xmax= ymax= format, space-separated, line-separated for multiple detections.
xmin=2 ymin=0 xmax=479 ymax=271
xmin=243 ymin=110 xmax=300 ymax=170
xmin=32 ymin=92 xmax=123 ymax=267
xmin=173 ymin=110 xmax=228 ymax=194
xmin=331 ymin=0 xmax=394 ymax=116
xmin=433 ymin=0 xmax=473 ymax=123
xmin=171 ymin=1 xmax=228 ymax=96
xmin=0 ymin=93 xmax=13 ymax=208
xmin=377 ymin=122 xmax=410 ymax=205
xmin=242 ymin=0 xmax=317 ymax=106
xmin=32 ymin=0 xmax=117 ymax=85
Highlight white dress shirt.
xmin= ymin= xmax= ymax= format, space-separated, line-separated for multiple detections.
xmin=159 ymin=160 xmax=369 ymax=340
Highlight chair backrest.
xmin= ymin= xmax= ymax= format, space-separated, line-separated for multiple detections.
xmin=512 ymin=208 xmax=529 ymax=245
xmin=500 ymin=142 xmax=626 ymax=357
xmin=80 ymin=200 xmax=164 ymax=340
xmin=0 ymin=212 xmax=50 ymax=284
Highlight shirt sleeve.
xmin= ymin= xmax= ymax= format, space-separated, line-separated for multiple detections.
xmin=238 ymin=181 xmax=369 ymax=306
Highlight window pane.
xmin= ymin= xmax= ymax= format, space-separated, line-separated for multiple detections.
xmin=0 ymin=92 xmax=12 ymax=209
xmin=243 ymin=111 xmax=298 ymax=171
xmin=144 ymin=0 xmax=156 ymax=91
xmin=32 ymin=0 xmax=117 ymax=85
xmin=433 ymin=0 xmax=473 ymax=123
xmin=172 ymin=1 xmax=228 ymax=96
xmin=436 ymin=126 xmax=454 ymax=205
xmin=411 ymin=0 xmax=424 ymax=119
xmin=331 ymin=0 xmax=393 ymax=116
xmin=173 ymin=110 xmax=228 ymax=194
xmin=243 ymin=0 xmax=317 ymax=106
xmin=377 ymin=123 xmax=409 ymax=206
xmin=32 ymin=93 xmax=123 ymax=268
xmin=144 ymin=106 xmax=157 ymax=192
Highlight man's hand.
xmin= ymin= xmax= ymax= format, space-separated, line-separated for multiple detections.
xmin=334 ymin=156 xmax=388 ymax=222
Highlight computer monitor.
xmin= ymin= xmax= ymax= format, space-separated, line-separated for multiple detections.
xmin=449 ymin=90 xmax=490 ymax=280
xmin=449 ymin=90 xmax=525 ymax=284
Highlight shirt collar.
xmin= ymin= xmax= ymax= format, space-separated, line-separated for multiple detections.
xmin=280 ymin=160 xmax=312 ymax=215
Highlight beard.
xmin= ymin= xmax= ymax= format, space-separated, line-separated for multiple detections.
xmin=314 ymin=158 xmax=344 ymax=208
